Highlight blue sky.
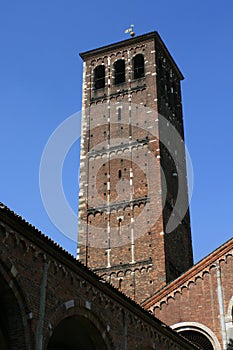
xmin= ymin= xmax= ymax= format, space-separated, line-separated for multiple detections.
xmin=0 ymin=1 xmax=233 ymax=262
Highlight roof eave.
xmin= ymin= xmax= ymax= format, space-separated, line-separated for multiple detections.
xmin=79 ymin=31 xmax=184 ymax=80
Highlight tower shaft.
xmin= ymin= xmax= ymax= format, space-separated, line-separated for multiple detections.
xmin=78 ymin=32 xmax=193 ymax=304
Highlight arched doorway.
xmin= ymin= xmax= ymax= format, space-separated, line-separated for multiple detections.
xmin=47 ymin=315 xmax=109 ymax=350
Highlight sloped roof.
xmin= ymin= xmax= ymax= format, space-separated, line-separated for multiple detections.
xmin=0 ymin=202 xmax=198 ymax=348
xmin=142 ymin=236 xmax=233 ymax=309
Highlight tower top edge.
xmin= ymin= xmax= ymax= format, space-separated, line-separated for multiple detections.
xmin=79 ymin=31 xmax=184 ymax=80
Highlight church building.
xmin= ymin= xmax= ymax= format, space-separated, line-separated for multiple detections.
xmin=77 ymin=31 xmax=233 ymax=350
xmin=0 ymin=31 xmax=232 ymax=350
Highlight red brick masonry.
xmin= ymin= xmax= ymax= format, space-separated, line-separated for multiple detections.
xmin=0 ymin=203 xmax=197 ymax=349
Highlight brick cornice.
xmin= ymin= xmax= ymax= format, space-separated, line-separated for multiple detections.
xmin=142 ymin=237 xmax=233 ymax=308
xmin=79 ymin=31 xmax=184 ymax=80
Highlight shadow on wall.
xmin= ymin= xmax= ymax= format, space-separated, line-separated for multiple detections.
xmin=47 ymin=316 xmax=108 ymax=350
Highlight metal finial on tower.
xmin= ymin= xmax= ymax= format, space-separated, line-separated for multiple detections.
xmin=124 ymin=24 xmax=135 ymax=37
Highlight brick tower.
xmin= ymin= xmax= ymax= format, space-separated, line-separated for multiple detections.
xmin=78 ymin=31 xmax=193 ymax=304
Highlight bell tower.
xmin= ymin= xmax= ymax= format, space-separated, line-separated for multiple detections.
xmin=78 ymin=32 xmax=193 ymax=304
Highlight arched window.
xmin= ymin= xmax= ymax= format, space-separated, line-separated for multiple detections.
xmin=133 ymin=54 xmax=145 ymax=79
xmin=180 ymin=330 xmax=214 ymax=350
xmin=172 ymin=323 xmax=220 ymax=350
xmin=94 ymin=65 xmax=105 ymax=89
xmin=114 ymin=59 xmax=125 ymax=85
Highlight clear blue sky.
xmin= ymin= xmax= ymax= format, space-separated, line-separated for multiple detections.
xmin=0 ymin=1 xmax=233 ymax=262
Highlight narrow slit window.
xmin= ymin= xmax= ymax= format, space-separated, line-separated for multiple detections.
xmin=118 ymin=108 xmax=121 ymax=120
xmin=118 ymin=218 xmax=122 ymax=235
xmin=114 ymin=59 xmax=125 ymax=85
xmin=118 ymin=169 xmax=122 ymax=179
xmin=94 ymin=65 xmax=105 ymax=89
xmin=133 ymin=54 xmax=145 ymax=79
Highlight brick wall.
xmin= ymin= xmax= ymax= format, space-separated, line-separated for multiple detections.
xmin=78 ymin=32 xmax=193 ymax=304
xmin=0 ymin=204 xmax=197 ymax=349
xmin=143 ymin=239 xmax=233 ymax=350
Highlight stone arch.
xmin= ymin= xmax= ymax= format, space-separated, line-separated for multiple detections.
xmin=46 ymin=306 xmax=114 ymax=350
xmin=171 ymin=322 xmax=221 ymax=350
xmin=0 ymin=260 xmax=31 ymax=349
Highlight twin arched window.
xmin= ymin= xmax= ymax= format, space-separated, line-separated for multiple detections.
xmin=93 ymin=54 xmax=145 ymax=90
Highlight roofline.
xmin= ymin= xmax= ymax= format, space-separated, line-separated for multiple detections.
xmin=0 ymin=202 xmax=197 ymax=348
xmin=79 ymin=31 xmax=184 ymax=80
xmin=142 ymin=236 xmax=233 ymax=308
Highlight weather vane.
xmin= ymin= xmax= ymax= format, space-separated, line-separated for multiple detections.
xmin=125 ymin=24 xmax=135 ymax=37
